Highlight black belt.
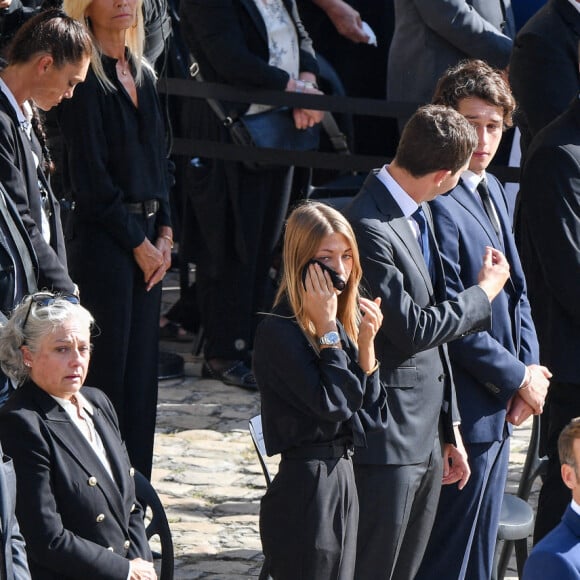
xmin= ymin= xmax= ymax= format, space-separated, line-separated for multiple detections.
xmin=124 ymin=199 xmax=159 ymax=218
xmin=282 ymin=440 xmax=354 ymax=460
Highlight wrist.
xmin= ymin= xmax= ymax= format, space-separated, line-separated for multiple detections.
xmin=294 ymin=78 xmax=318 ymax=92
xmin=158 ymin=234 xmax=174 ymax=248
xmin=364 ymin=360 xmax=379 ymax=376
xmin=519 ymin=368 xmax=532 ymax=391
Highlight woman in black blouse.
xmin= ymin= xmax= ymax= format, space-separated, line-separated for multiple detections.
xmin=58 ymin=0 xmax=173 ymax=479
xmin=253 ymin=201 xmax=387 ymax=580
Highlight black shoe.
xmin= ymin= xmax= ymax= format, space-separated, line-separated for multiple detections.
xmin=159 ymin=321 xmax=195 ymax=342
xmin=202 ymin=359 xmax=258 ymax=391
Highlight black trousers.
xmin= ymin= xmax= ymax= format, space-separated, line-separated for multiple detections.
xmin=68 ymin=214 xmax=161 ymax=479
xmin=260 ymin=455 xmax=358 ymax=580
xmin=534 ymin=381 xmax=580 ymax=543
xmin=354 ymin=434 xmax=443 ymax=580
xmin=197 ymin=164 xmax=292 ymax=361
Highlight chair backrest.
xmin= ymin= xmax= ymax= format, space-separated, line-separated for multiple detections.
xmin=518 ymin=414 xmax=548 ymax=500
xmin=249 ymin=415 xmax=272 ymax=487
xmin=134 ymin=470 xmax=175 ymax=580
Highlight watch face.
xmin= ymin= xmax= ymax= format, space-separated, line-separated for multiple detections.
xmin=320 ymin=331 xmax=340 ymax=345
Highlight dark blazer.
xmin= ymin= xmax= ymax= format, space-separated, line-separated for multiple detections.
xmin=387 ymin=0 xmax=515 ymax=106
xmin=0 ymin=383 xmax=151 ymax=580
xmin=430 ymin=174 xmax=539 ymax=443
xmin=0 ymin=93 xmax=74 ymax=293
xmin=516 ymin=96 xmax=580 ymax=384
xmin=510 ymin=0 xmax=580 ymax=156
xmin=0 ymin=443 xmax=30 ymax=580
xmin=253 ymin=301 xmax=387 ymax=456
xmin=180 ymin=0 xmax=318 ymax=116
xmin=523 ymin=505 xmax=580 ymax=579
xmin=343 ymin=172 xmax=492 ymax=465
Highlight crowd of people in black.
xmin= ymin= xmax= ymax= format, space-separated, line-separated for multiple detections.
xmin=0 ymin=0 xmax=578 ymax=579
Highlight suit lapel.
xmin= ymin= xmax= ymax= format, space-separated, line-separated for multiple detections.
xmin=451 ymin=180 xmax=503 ymax=249
xmin=366 ymin=174 xmax=435 ymax=296
xmin=29 ymin=385 xmax=128 ymax=528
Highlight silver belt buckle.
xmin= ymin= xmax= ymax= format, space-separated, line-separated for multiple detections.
xmin=145 ymin=201 xmax=157 ymax=218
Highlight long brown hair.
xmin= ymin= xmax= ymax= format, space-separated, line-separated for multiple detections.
xmin=275 ymin=201 xmax=362 ymax=347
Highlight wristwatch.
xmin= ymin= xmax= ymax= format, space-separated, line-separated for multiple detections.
xmin=318 ymin=330 xmax=341 ymax=347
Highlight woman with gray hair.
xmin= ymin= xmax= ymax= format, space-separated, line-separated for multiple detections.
xmin=0 ymin=292 xmax=156 ymax=580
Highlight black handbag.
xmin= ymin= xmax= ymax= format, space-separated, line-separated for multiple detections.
xmin=231 ymin=107 xmax=320 ymax=156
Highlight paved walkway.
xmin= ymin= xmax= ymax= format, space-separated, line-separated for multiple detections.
xmin=153 ymin=283 xmax=540 ymax=579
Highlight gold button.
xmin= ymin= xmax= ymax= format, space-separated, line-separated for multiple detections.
xmin=130 ymin=503 xmax=136 ymax=512
xmin=107 ymin=546 xmax=114 ymax=552
xmin=123 ymin=540 xmax=130 ymax=550
xmin=129 ymin=467 xmax=135 ymax=477
xmin=88 ymin=476 xmax=97 ymax=486
xmin=96 ymin=513 xmax=105 ymax=523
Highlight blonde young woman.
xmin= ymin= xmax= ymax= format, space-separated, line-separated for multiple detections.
xmin=58 ymin=0 xmax=173 ymax=479
xmin=253 ymin=201 xmax=387 ymax=580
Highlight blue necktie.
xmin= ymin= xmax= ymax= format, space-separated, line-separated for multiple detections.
xmin=413 ymin=207 xmax=436 ymax=282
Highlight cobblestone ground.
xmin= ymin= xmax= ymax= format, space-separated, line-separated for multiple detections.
xmin=154 ymin=281 xmax=538 ymax=579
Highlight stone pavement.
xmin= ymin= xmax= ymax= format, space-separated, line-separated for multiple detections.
xmin=153 ymin=282 xmax=540 ymax=579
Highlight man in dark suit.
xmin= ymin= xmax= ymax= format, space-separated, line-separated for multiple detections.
xmin=517 ymin=93 xmax=580 ymax=542
xmin=387 ymin=0 xmax=514 ymax=128
xmin=523 ymin=417 xmax=580 ymax=579
xmin=509 ymin=0 xmax=580 ymax=158
xmin=415 ymin=60 xmax=550 ymax=580
xmin=343 ymin=104 xmax=514 ymax=580
xmin=0 ymin=441 xmax=31 ymax=580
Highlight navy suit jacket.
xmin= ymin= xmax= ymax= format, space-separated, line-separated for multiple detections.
xmin=430 ymin=174 xmax=539 ymax=443
xmin=523 ymin=505 xmax=580 ymax=579
xmin=0 ymin=443 xmax=30 ymax=580
xmin=0 ymin=93 xmax=74 ymax=293
xmin=343 ymin=171 xmax=492 ymax=465
xmin=0 ymin=383 xmax=151 ymax=580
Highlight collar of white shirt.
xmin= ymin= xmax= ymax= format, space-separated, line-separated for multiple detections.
xmin=461 ymin=169 xmax=487 ymax=196
xmin=376 ymin=164 xmax=419 ymax=218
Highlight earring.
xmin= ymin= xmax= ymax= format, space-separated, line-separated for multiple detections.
xmin=24 ymin=362 xmax=31 ymax=367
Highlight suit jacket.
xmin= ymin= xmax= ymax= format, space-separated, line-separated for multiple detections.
xmin=343 ymin=172 xmax=492 ymax=465
xmin=0 ymin=93 xmax=74 ymax=293
xmin=523 ymin=505 xmax=580 ymax=579
xmin=0 ymin=443 xmax=30 ymax=580
xmin=387 ymin=0 xmax=515 ymax=106
xmin=516 ymin=96 xmax=580 ymax=384
xmin=509 ymin=0 xmax=580 ymax=156
xmin=0 ymin=383 xmax=151 ymax=580
xmin=430 ymin=174 xmax=539 ymax=443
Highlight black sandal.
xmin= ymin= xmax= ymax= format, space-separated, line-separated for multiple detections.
xmin=202 ymin=359 xmax=258 ymax=391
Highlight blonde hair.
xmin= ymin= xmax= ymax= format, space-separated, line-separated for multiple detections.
xmin=275 ymin=201 xmax=362 ymax=347
xmin=63 ymin=0 xmax=152 ymax=91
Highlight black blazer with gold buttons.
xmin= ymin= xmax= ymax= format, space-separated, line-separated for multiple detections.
xmin=0 ymin=381 xmax=151 ymax=580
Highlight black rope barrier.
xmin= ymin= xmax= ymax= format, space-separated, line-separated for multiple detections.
xmin=159 ymin=77 xmax=521 ymax=183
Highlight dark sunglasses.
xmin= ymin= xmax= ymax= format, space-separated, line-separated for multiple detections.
xmin=22 ymin=292 xmax=80 ymax=330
